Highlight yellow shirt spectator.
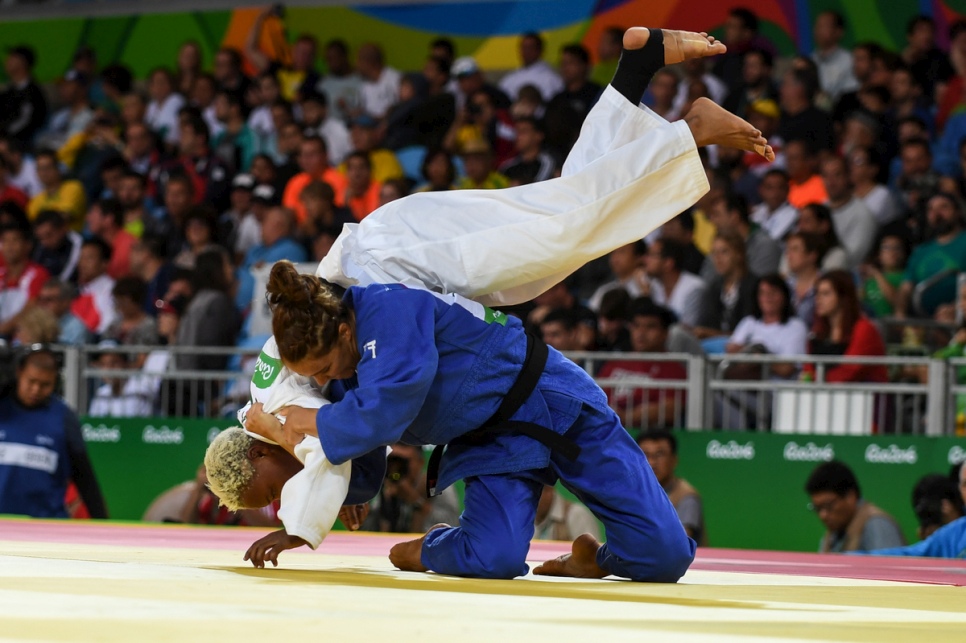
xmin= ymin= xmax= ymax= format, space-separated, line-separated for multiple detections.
xmin=339 ymin=149 xmax=403 ymax=184
xmin=28 ymin=180 xmax=87 ymax=232
xmin=456 ymin=172 xmax=509 ymax=190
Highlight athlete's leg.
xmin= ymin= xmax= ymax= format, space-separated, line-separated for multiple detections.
xmin=402 ymin=472 xmax=543 ymax=579
xmin=318 ymin=29 xmax=769 ymax=306
xmin=534 ymin=405 xmax=695 ymax=582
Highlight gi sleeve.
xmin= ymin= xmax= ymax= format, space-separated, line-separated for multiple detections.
xmin=277 ymin=436 xmax=351 ymax=549
xmin=345 ymin=447 xmax=389 ymax=505
xmin=317 ymin=289 xmax=440 ymax=464
xmin=65 ymin=410 xmax=108 ymax=519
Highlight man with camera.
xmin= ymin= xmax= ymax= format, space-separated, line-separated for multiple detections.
xmin=362 ymin=443 xmax=460 ymax=533
xmin=0 ymin=347 xmax=107 ymax=519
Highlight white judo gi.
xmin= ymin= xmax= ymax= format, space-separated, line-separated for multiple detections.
xmin=240 ymin=85 xmax=710 ymax=548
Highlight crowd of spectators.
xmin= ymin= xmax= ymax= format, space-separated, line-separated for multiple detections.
xmin=1 ymin=7 xmax=966 ymax=428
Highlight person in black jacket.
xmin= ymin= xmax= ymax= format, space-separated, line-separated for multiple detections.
xmin=0 ymin=46 xmax=48 ymax=148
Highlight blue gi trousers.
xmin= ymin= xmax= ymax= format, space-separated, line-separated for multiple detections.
xmin=420 ymin=403 xmax=697 ymax=581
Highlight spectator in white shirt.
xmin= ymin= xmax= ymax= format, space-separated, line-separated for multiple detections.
xmin=356 ymin=43 xmax=401 ymax=119
xmin=146 ymin=68 xmax=186 ymax=149
xmin=318 ymin=39 xmax=362 ymax=123
xmin=810 ymin=11 xmax=858 ymax=101
xmin=499 ymin=32 xmax=564 ymax=103
xmin=300 ymin=89 xmax=352 ymax=165
xmin=644 ymin=238 xmax=707 ymax=328
xmin=751 ymin=169 xmax=799 ymax=244
xmin=38 ymin=70 xmax=93 ymax=151
xmin=87 ymin=341 xmax=154 ymax=418
xmin=0 ymin=137 xmax=41 ymax=197
xmin=821 ymin=155 xmax=878 ymax=268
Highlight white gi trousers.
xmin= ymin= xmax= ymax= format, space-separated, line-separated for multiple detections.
xmin=318 ymin=85 xmax=709 ymax=306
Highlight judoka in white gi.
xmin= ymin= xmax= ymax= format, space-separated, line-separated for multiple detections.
xmin=204 ymin=26 xmax=773 ymax=576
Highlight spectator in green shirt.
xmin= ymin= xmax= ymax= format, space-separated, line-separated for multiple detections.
xmin=860 ymin=233 xmax=907 ymax=317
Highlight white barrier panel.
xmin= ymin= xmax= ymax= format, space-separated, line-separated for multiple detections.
xmin=773 ymin=390 xmax=874 ymax=435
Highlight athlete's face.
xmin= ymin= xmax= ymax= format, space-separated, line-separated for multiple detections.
xmin=285 ymin=322 xmax=360 ymax=386
xmin=238 ymin=442 xmax=301 ymax=509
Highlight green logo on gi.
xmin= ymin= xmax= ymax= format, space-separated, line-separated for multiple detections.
xmin=253 ymin=351 xmax=282 ymax=389
xmin=484 ymin=307 xmax=508 ymax=326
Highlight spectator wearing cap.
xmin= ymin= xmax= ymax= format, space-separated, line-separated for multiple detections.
xmin=36 ymin=278 xmax=89 ymax=345
xmin=598 ymin=298 xmax=688 ymax=430
xmin=128 ymin=233 xmax=172 ymax=317
xmin=221 ymin=173 xmax=255 ymax=254
xmin=0 ymin=223 xmax=50 ymax=339
xmin=86 ymin=197 xmax=137 ymax=279
xmin=300 ymin=89 xmax=351 ymax=165
xmin=744 ymin=98 xmax=784 ymax=176
xmin=342 ymin=114 xmax=403 ymax=183
xmin=0 ymin=45 xmax=47 ymax=147
xmin=235 ymin=182 xmax=275 ymax=261
xmin=498 ymin=116 xmax=555 ymax=186
xmin=32 ymin=210 xmax=81 ymax=282
xmin=499 ymin=32 xmax=563 ymax=103
xmin=27 ymin=151 xmax=87 ymax=232
xmin=318 ymin=39 xmax=363 ymax=124
xmin=544 ymin=44 xmax=602 ymax=158
xmin=0 ymin=155 xmax=28 ymax=209
xmin=281 ymin=135 xmax=343 ymax=226
xmin=212 ymin=90 xmax=256 ymax=174
xmin=456 ymin=138 xmax=508 ymax=190
xmin=356 ymin=42 xmax=401 ymax=120
xmin=37 ymin=70 xmax=93 ymax=152
xmin=452 ymin=56 xmax=510 ymax=112
xmin=70 ymin=237 xmax=116 ymax=336
xmin=145 ymin=68 xmax=186 ymax=149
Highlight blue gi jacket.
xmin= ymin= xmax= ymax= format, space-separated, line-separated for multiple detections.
xmin=318 ymin=284 xmax=609 ymax=496
xmin=866 ymin=516 xmax=966 ymax=559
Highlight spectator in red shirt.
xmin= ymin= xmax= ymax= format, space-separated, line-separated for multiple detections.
xmin=282 ymin=136 xmax=343 ymax=225
xmin=0 ymin=155 xmax=27 ymax=209
xmin=598 ymin=298 xmax=687 ymax=430
xmin=0 ymin=223 xmax=49 ymax=338
xmin=807 ymin=269 xmax=888 ymax=384
xmin=86 ymin=198 xmax=136 ymax=280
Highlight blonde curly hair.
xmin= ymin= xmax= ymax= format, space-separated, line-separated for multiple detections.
xmin=204 ymin=427 xmax=256 ymax=511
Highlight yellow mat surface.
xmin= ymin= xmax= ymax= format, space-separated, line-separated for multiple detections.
xmin=2 ymin=529 xmax=965 ymax=643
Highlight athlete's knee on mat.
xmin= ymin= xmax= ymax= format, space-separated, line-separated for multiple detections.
xmin=463 ymin=532 xmax=531 ymax=579
xmin=613 ymin=531 xmax=696 ymax=582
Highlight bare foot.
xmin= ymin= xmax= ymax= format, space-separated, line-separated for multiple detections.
xmin=388 ymin=523 xmax=450 ymax=573
xmin=533 ymin=533 xmax=608 ymax=579
xmin=623 ymin=27 xmax=726 ymax=64
xmin=684 ymin=97 xmax=776 ymax=161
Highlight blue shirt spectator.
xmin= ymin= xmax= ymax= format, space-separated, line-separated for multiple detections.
xmin=234 ymin=206 xmax=307 ymax=312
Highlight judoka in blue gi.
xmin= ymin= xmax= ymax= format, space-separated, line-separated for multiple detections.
xmin=204 ymin=26 xmax=775 ymax=581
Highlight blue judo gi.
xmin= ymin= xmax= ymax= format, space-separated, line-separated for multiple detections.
xmin=318 ymin=284 xmax=696 ymax=581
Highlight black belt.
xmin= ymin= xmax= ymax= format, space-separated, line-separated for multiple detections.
xmin=425 ymin=332 xmax=581 ymax=497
